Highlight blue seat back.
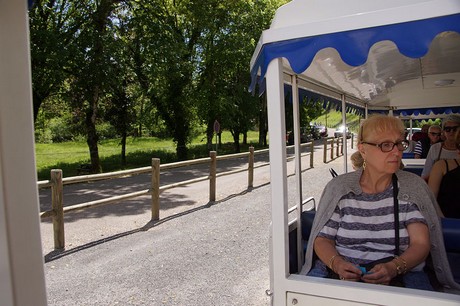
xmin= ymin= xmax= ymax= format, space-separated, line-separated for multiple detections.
xmin=403 ymin=152 xmax=415 ymax=159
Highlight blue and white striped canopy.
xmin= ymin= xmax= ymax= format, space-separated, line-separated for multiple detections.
xmin=250 ymin=0 xmax=460 ymax=117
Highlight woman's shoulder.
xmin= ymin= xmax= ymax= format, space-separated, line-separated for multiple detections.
xmin=427 ymin=142 xmax=442 ymax=155
xmin=432 ymin=158 xmax=448 ymax=172
xmin=396 ymin=170 xmax=430 ymax=191
xmin=324 ymin=170 xmax=361 ymax=194
xmin=441 ymin=158 xmax=460 ymax=171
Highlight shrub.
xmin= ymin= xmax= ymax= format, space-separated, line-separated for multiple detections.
xmin=49 ymin=117 xmax=74 ymax=142
xmin=96 ymin=122 xmax=117 ymax=140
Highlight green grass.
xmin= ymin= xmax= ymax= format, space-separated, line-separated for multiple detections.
xmin=313 ymin=110 xmax=361 ymax=133
xmin=35 ymin=131 xmax=264 ymax=180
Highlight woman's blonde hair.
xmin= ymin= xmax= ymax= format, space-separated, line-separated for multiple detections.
xmin=350 ymin=151 xmax=364 ymax=169
xmin=358 ymin=114 xmax=405 ymax=143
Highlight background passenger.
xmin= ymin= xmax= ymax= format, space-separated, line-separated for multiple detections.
xmin=421 ymin=114 xmax=460 ymax=181
xmin=414 ymin=125 xmax=442 ymax=159
xmin=411 ymin=124 xmax=430 ymax=142
xmin=301 ymin=114 xmax=458 ymax=292
xmin=428 ymin=130 xmax=460 ymax=218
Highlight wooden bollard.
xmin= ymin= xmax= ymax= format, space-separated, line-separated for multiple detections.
xmin=310 ymin=141 xmax=314 ymax=168
xmin=151 ymin=158 xmax=160 ymax=221
xmin=336 ymin=138 xmax=340 ymax=157
xmin=51 ymin=169 xmax=64 ymax=250
xmin=209 ymin=151 xmax=216 ymax=202
xmin=341 ymin=138 xmax=344 ymax=155
xmin=323 ymin=138 xmax=327 ymax=163
xmin=330 ymin=139 xmax=334 ymax=160
xmin=248 ymin=146 xmax=254 ymax=188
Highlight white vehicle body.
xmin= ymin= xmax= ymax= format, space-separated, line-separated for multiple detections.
xmin=250 ymin=0 xmax=460 ymax=305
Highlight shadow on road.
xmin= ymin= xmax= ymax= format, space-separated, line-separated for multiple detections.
xmin=43 ymin=182 xmax=269 ymax=263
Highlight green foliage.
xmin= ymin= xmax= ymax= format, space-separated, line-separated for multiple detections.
xmin=48 ymin=117 xmax=75 ymax=142
xmin=285 ymin=98 xmax=327 ymax=132
xmin=96 ymin=122 xmax=118 ymax=140
xmin=30 ymin=0 xmax=289 ymax=164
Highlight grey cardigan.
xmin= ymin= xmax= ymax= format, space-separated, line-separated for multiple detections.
xmin=299 ymin=168 xmax=460 ymax=293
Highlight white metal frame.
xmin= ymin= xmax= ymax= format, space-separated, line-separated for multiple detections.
xmin=266 ymin=59 xmax=460 ymax=306
xmin=0 ymin=1 xmax=47 ymax=305
xmin=258 ymin=2 xmax=460 ymax=304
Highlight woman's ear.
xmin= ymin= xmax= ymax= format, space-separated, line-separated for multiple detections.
xmin=358 ymin=143 xmax=366 ymax=159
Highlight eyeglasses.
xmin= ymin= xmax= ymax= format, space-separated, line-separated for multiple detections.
xmin=443 ymin=126 xmax=459 ymax=133
xmin=361 ymin=140 xmax=409 ymax=152
xmin=429 ymin=132 xmax=442 ymax=137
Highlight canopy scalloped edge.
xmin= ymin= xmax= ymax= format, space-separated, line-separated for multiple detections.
xmin=249 ymin=14 xmax=460 ymax=95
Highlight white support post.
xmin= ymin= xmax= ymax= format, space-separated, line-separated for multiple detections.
xmin=0 ymin=1 xmax=48 ymax=305
xmin=291 ymin=75 xmax=304 ymax=270
xmin=266 ymin=59 xmax=289 ymax=306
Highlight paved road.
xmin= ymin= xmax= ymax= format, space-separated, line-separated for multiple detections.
xmin=41 ymin=141 xmax=354 ymax=306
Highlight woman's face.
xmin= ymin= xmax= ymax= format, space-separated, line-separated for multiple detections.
xmin=443 ymin=121 xmax=460 ymax=142
xmin=359 ymin=129 xmax=404 ymax=175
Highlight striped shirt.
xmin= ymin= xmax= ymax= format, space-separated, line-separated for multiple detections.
xmin=318 ymin=185 xmax=426 ymax=270
xmin=414 ymin=141 xmax=423 ymax=156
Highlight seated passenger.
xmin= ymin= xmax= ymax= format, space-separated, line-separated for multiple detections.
xmin=411 ymin=124 xmax=430 ymax=142
xmin=300 ymin=114 xmax=459 ymax=292
xmin=428 ymin=130 xmax=460 ymax=218
xmin=414 ymin=125 xmax=442 ymax=159
xmin=421 ymin=115 xmax=460 ymax=181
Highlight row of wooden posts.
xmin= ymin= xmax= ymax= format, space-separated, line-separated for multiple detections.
xmin=39 ymin=136 xmax=349 ymax=250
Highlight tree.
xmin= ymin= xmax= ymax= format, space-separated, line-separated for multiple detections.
xmin=30 ymin=0 xmax=289 ymax=169
xmin=195 ymin=0 xmax=285 ymax=152
xmin=65 ymin=0 xmax=126 ymax=173
xmin=29 ymin=0 xmax=83 ymax=121
xmin=129 ymin=0 xmax=205 ymax=160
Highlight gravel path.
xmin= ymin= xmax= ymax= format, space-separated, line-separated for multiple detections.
xmin=41 ymin=142 xmax=354 ymax=306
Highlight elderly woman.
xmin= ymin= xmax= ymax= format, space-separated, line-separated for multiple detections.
xmin=300 ymin=114 xmax=459 ymax=292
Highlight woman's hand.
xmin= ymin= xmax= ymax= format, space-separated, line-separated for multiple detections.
xmin=334 ymin=257 xmax=362 ymax=281
xmin=361 ymin=262 xmax=397 ymax=285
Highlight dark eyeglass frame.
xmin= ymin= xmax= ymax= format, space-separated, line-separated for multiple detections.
xmin=361 ymin=140 xmax=409 ymax=152
xmin=429 ymin=132 xmax=442 ymax=137
xmin=443 ymin=126 xmax=459 ymax=132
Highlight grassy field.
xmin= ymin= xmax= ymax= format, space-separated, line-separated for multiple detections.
xmin=313 ymin=110 xmax=361 ymax=132
xmin=35 ymin=130 xmax=264 ymax=180
xmin=35 ymin=111 xmax=364 ymax=181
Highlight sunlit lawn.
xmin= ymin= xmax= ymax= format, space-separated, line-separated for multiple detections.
xmin=35 ymin=130 xmax=263 ymax=180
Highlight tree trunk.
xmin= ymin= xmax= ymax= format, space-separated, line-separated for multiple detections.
xmin=176 ymin=136 xmax=188 ymax=160
xmin=206 ymin=120 xmax=214 ymax=150
xmin=86 ymin=97 xmax=101 ymax=173
xmin=232 ymin=130 xmax=240 ymax=153
xmin=32 ymin=91 xmax=45 ymax=122
xmin=121 ymin=131 xmax=127 ymax=166
xmin=259 ymin=95 xmax=268 ymax=146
